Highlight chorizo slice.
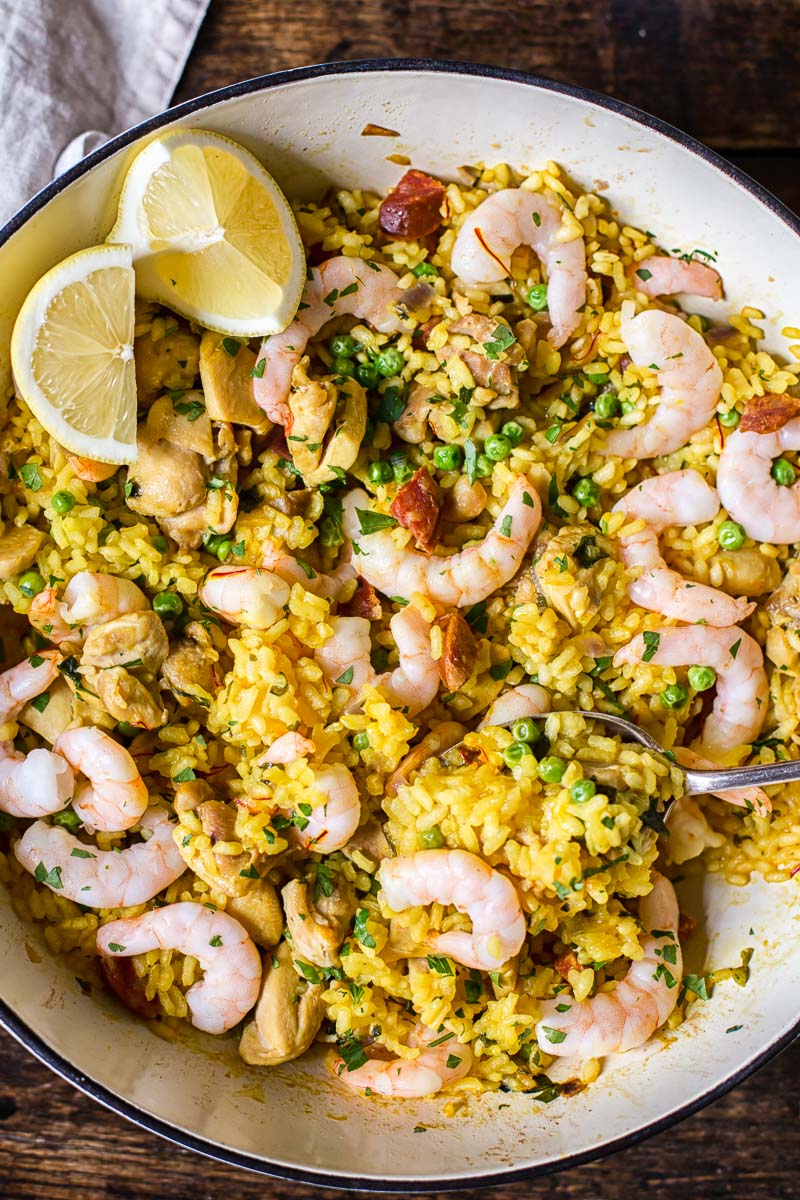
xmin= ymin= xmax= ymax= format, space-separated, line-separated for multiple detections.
xmin=390 ymin=467 xmax=441 ymax=553
xmin=434 ymin=611 xmax=479 ymax=691
xmin=379 ymin=170 xmax=446 ymax=240
xmin=739 ymin=392 xmax=800 ymax=434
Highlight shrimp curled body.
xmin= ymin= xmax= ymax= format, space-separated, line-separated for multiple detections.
xmin=478 ymin=683 xmax=550 ymax=729
xmin=613 ymin=470 xmax=754 ymax=625
xmin=252 ymin=257 xmax=406 ymax=427
xmin=536 ymin=874 xmax=682 ymax=1057
xmin=632 ymin=257 xmax=722 ymax=301
xmin=0 ymin=650 xmax=61 ymax=723
xmin=300 ymin=764 xmax=361 ymax=854
xmin=343 ymin=476 xmax=542 ymax=607
xmin=379 ymin=849 xmax=526 ymax=971
xmin=28 ymin=571 xmax=148 ymax=646
xmin=15 ymin=805 xmax=185 ymax=907
xmin=97 ymin=902 xmax=262 ymax=1034
xmin=199 ymin=566 xmax=291 ymax=629
xmin=603 ymin=310 xmax=722 ymax=460
xmin=450 ymin=189 xmax=587 ymax=348
xmin=55 ymin=727 xmax=148 ymax=832
xmin=717 ymin=419 xmax=800 ymax=544
xmin=335 ymin=1024 xmax=473 ymax=1098
xmin=614 ymin=625 xmax=767 ymax=754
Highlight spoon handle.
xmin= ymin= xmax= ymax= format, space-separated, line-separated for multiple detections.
xmin=685 ymin=759 xmax=800 ymax=795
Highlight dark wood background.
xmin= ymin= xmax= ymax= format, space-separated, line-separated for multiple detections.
xmin=3 ymin=1 xmax=800 ymax=1196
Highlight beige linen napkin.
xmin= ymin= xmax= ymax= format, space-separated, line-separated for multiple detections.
xmin=0 ymin=0 xmax=209 ymax=223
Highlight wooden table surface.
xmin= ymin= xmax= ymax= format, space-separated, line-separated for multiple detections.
xmin=3 ymin=2 xmax=800 ymax=1196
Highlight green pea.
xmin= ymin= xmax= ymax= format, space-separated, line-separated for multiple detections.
xmin=594 ymin=391 xmax=619 ymax=420
xmin=688 ymin=665 xmax=716 ymax=692
xmin=511 ymin=717 xmax=538 ymax=743
xmin=501 ymin=421 xmax=525 ymax=447
xmin=433 ymin=445 xmax=463 ymax=471
xmin=376 ymin=347 xmax=404 ymax=377
xmin=332 ymin=356 xmax=355 ymax=378
xmin=368 ymin=461 xmax=393 ymax=485
xmin=215 ymin=538 xmax=232 ymax=562
xmin=504 ymin=741 xmax=533 ymax=768
xmin=660 ymin=683 xmax=688 ymax=710
xmin=475 ymin=454 xmax=494 ymax=478
xmin=527 ymin=284 xmax=548 ymax=311
xmin=570 ymin=779 xmax=597 ymax=804
xmin=419 ymin=826 xmax=445 ymax=849
xmin=484 ymin=434 xmax=512 ymax=462
xmin=352 ymin=732 xmax=370 ymax=752
xmin=152 ymin=535 xmax=170 ymax=554
xmin=328 ymin=333 xmax=357 ymax=358
xmin=203 ymin=531 xmax=221 ymax=554
xmin=772 ymin=457 xmax=796 ymax=486
xmin=115 ymin=722 xmax=140 ymax=739
xmin=412 ymin=261 xmax=438 ymax=278
xmin=389 ymin=450 xmax=413 ymax=484
xmin=153 ymin=591 xmax=184 ymax=617
xmin=718 ymin=408 xmax=741 ymax=428
xmin=52 ymin=490 xmax=76 ymax=515
xmin=355 ymin=361 xmax=381 ymax=390
xmin=52 ymin=808 xmax=81 ymax=829
xmin=18 ymin=570 xmax=45 ymax=598
xmin=619 ymin=398 xmax=637 ymax=415
xmin=718 ymin=520 xmax=746 ymax=551
xmin=572 ymin=477 xmax=600 ymax=507
xmin=538 ymin=755 xmax=567 ymax=783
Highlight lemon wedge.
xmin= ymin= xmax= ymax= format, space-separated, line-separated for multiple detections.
xmin=108 ymin=129 xmax=305 ymax=337
xmin=11 ymin=243 xmax=137 ymax=464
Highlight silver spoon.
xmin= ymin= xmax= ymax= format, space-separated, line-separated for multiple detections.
xmin=526 ymin=711 xmax=800 ymax=798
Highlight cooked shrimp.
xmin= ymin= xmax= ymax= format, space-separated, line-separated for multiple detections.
xmin=603 ymin=310 xmax=722 ymax=459
xmin=672 ymin=745 xmax=770 ymax=816
xmin=252 ymin=257 xmax=406 ymax=426
xmin=613 ymin=470 xmax=754 ymax=625
xmin=717 ymin=419 xmax=800 ymax=543
xmin=261 ymin=538 xmax=356 ymax=599
xmin=379 ymin=849 xmax=526 ymax=971
xmin=0 ymin=741 xmax=74 ymax=818
xmin=54 ymin=727 xmax=148 ymax=832
xmin=298 ymin=764 xmax=361 ymax=854
xmin=68 ymin=456 xmax=118 ymax=483
xmin=478 ymin=683 xmax=550 ymax=729
xmin=335 ymin=1023 xmax=473 ymax=1097
xmin=316 ymin=616 xmax=374 ymax=693
xmin=535 ymin=873 xmax=681 ymax=1057
xmin=665 ymin=794 xmax=726 ymax=864
xmin=450 ymin=188 xmax=587 ymax=348
xmin=613 ymin=625 xmax=767 ymax=753
xmin=0 ymin=650 xmax=60 ymax=723
xmin=199 ymin=565 xmax=291 ymax=628
xmin=342 ymin=476 xmax=541 ymax=607
xmin=258 ymin=731 xmax=315 ymax=765
xmin=97 ymin=902 xmax=261 ymax=1034
xmin=28 ymin=571 xmax=148 ymax=645
xmin=15 ymin=805 xmax=185 ymax=907
xmin=376 ymin=605 xmax=439 ymax=716
xmin=631 ymin=256 xmax=723 ymax=301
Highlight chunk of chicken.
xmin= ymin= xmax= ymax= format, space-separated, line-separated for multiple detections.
xmin=533 ymin=524 xmax=616 ymax=630
xmin=700 ymin=548 xmax=782 ymax=598
xmin=199 ymin=332 xmax=270 ymax=429
xmin=134 ymin=318 xmax=200 ymax=406
xmin=145 ymin=394 xmax=215 ymax=458
xmin=341 ymin=819 xmax=392 ymax=865
xmin=239 ymin=941 xmax=325 ymax=1067
xmin=441 ymin=476 xmax=486 ymax=522
xmin=126 ymin=427 xmax=209 ymax=519
xmin=0 ymin=526 xmax=44 ymax=581
xmin=160 ymin=621 xmax=219 ymax=710
xmin=85 ymin=666 xmax=168 ymax=730
xmin=82 ymin=610 xmax=169 ymax=673
xmin=160 ymin=433 xmax=239 ymax=551
xmin=288 ymin=378 xmax=367 ymax=487
xmin=766 ymin=627 xmax=800 ymax=674
xmin=392 ymin=383 xmax=453 ymax=445
xmin=19 ymin=676 xmax=76 ymax=743
xmin=765 ymin=561 xmax=800 ymax=628
xmin=282 ymin=875 xmax=356 ymax=968
xmin=439 ymin=314 xmax=522 ymax=407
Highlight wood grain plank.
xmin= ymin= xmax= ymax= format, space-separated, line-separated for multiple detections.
xmin=174 ymin=0 xmax=800 ymax=151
